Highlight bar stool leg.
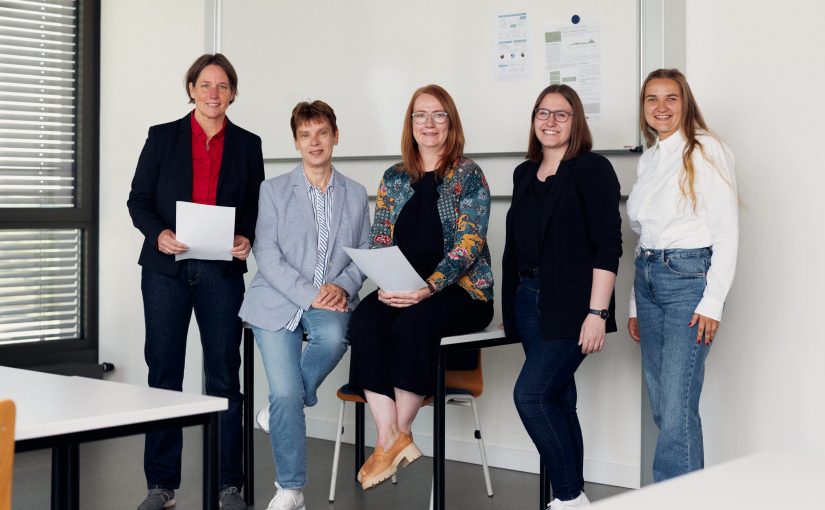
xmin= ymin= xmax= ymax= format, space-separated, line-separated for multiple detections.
xmin=329 ymin=400 xmax=346 ymax=501
xmin=469 ymin=397 xmax=493 ymax=496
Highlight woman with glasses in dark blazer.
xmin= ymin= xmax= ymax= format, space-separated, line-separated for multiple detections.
xmin=502 ymin=84 xmax=622 ymax=510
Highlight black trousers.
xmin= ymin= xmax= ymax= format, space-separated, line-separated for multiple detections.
xmin=348 ymin=285 xmax=493 ymax=398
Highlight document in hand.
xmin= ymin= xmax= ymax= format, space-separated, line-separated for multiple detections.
xmin=175 ymin=201 xmax=235 ymax=261
xmin=343 ymin=246 xmax=427 ymax=293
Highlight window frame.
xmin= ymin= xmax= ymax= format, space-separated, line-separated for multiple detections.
xmin=0 ymin=0 xmax=100 ymax=368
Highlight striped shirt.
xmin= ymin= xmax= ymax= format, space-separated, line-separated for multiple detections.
xmin=285 ymin=166 xmax=335 ymax=331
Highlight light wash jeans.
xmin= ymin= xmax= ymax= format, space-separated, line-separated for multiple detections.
xmin=252 ymin=308 xmax=350 ymax=489
xmin=634 ymin=247 xmax=712 ymax=482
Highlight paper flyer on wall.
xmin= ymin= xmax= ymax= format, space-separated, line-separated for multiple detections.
xmin=494 ymin=12 xmax=530 ymax=82
xmin=544 ymin=23 xmax=602 ymax=119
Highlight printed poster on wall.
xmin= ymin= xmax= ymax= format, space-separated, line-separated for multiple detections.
xmin=495 ymin=12 xmax=529 ymax=82
xmin=544 ymin=23 xmax=602 ymax=119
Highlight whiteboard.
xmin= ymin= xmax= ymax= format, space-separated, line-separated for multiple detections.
xmin=221 ymin=0 xmax=640 ymax=159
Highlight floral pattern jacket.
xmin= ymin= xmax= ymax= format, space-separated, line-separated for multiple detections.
xmin=370 ymin=157 xmax=493 ymax=301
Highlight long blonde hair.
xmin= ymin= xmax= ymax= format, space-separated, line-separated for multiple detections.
xmin=640 ymin=69 xmax=708 ymax=210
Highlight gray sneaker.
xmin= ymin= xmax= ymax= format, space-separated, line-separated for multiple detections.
xmin=219 ymin=486 xmax=247 ymax=509
xmin=138 ymin=488 xmax=175 ymax=509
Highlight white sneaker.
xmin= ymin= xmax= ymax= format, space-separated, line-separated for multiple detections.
xmin=548 ymin=491 xmax=590 ymax=509
xmin=266 ymin=483 xmax=305 ymax=510
xmin=256 ymin=407 xmax=270 ymax=433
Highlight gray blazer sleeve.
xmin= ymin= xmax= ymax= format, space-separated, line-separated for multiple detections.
xmin=251 ymin=179 xmax=319 ymax=310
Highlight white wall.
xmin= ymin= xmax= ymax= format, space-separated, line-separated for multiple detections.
xmin=684 ymin=0 xmax=825 ymax=460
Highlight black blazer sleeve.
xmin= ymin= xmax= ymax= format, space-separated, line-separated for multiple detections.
xmin=577 ymin=153 xmax=622 ymax=275
xmin=128 ymin=124 xmax=172 ymax=251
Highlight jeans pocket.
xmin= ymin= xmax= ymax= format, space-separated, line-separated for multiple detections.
xmin=663 ymin=256 xmax=708 ymax=278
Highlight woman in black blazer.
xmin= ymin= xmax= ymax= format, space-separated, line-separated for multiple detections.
xmin=127 ymin=54 xmax=264 ymax=510
xmin=502 ymin=84 xmax=621 ymax=509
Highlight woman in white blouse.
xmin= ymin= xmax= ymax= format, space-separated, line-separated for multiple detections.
xmin=626 ymin=69 xmax=738 ymax=482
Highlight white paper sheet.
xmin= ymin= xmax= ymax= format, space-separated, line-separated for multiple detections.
xmin=174 ymin=201 xmax=235 ymax=261
xmin=343 ymin=246 xmax=426 ymax=293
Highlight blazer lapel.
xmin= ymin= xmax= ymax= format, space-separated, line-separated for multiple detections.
xmin=506 ymin=163 xmax=535 ymax=246
xmin=511 ymin=162 xmax=535 ymax=211
xmin=326 ymin=171 xmax=345 ymax=255
xmin=539 ymin=160 xmax=575 ymax=245
xmin=289 ymin=166 xmax=315 ymax=225
xmin=178 ymin=115 xmax=194 ymax=201
xmin=216 ymin=118 xmax=235 ymax=202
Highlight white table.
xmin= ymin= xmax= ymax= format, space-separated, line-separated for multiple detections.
xmin=1 ymin=366 xmax=227 ymax=510
xmin=590 ymin=449 xmax=825 ymax=509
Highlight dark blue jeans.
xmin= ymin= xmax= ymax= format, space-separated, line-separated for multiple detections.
xmin=512 ymin=277 xmax=586 ymax=501
xmin=141 ymin=260 xmax=245 ymax=491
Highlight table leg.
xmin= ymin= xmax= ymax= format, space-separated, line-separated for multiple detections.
xmin=51 ymin=443 xmax=78 ymax=510
xmin=433 ymin=348 xmax=447 ymax=510
xmin=354 ymin=401 xmax=365 ymax=478
xmin=243 ymin=327 xmax=255 ymax=505
xmin=203 ymin=412 xmax=220 ymax=510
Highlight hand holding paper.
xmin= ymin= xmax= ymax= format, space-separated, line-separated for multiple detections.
xmin=157 ymin=228 xmax=188 ymax=255
xmin=343 ymin=246 xmax=426 ymax=293
xmin=175 ymin=201 xmax=236 ymax=261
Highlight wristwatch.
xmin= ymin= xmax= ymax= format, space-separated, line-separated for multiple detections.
xmin=588 ymin=308 xmax=609 ymax=320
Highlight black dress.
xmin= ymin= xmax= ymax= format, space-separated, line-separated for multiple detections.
xmin=348 ymin=172 xmax=493 ymax=398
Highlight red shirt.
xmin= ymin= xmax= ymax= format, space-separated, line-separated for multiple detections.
xmin=190 ymin=112 xmax=226 ymax=205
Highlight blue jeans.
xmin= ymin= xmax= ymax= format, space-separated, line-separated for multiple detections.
xmin=141 ymin=260 xmax=244 ymax=491
xmin=512 ymin=277 xmax=586 ymax=501
xmin=634 ymin=247 xmax=712 ymax=482
xmin=252 ymin=308 xmax=350 ymax=489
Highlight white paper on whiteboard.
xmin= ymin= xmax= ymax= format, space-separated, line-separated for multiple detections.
xmin=175 ymin=201 xmax=235 ymax=261
xmin=343 ymin=246 xmax=426 ymax=292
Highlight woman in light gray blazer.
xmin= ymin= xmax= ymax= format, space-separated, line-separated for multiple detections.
xmin=238 ymin=100 xmax=370 ymax=510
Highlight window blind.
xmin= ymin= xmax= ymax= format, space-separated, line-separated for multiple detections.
xmin=0 ymin=228 xmax=80 ymax=344
xmin=0 ymin=0 xmax=77 ymax=208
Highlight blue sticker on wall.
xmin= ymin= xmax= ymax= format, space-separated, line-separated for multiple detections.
xmin=571 ymin=15 xmax=580 ymax=24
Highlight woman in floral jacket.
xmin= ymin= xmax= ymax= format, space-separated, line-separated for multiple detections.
xmin=348 ymin=84 xmax=494 ymax=491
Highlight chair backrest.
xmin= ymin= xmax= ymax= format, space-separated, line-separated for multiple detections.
xmin=0 ymin=399 xmax=15 ymax=510
xmin=444 ymin=350 xmax=483 ymax=398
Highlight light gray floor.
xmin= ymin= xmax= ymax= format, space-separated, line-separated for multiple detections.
xmin=12 ymin=429 xmax=628 ymax=509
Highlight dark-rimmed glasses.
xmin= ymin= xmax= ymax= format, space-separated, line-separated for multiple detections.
xmin=534 ymin=108 xmax=573 ymax=123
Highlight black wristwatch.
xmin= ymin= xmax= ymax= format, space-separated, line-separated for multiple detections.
xmin=588 ymin=308 xmax=609 ymax=320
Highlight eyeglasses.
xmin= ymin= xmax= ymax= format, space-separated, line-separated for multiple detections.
xmin=411 ymin=111 xmax=449 ymax=124
xmin=534 ymin=108 xmax=573 ymax=123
